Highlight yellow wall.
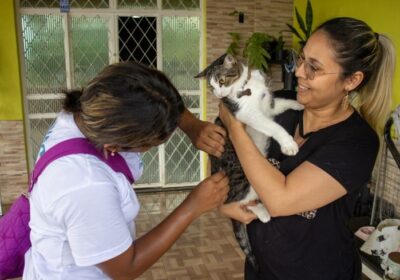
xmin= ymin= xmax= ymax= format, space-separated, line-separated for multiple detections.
xmin=0 ymin=0 xmax=23 ymax=120
xmin=294 ymin=0 xmax=400 ymax=107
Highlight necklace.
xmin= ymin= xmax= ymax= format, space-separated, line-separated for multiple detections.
xmin=298 ymin=112 xmax=313 ymax=139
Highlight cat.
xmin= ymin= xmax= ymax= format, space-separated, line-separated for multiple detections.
xmin=195 ymin=53 xmax=303 ymax=270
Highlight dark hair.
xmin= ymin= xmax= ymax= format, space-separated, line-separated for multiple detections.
xmin=63 ymin=61 xmax=184 ymax=149
xmin=315 ymin=17 xmax=395 ymax=131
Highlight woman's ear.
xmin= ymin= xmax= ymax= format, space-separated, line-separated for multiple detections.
xmin=345 ymin=71 xmax=364 ymax=91
xmin=103 ymin=144 xmax=118 ymax=151
xmin=103 ymin=144 xmax=119 ymax=157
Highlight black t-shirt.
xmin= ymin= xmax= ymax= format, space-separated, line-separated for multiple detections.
xmin=247 ymin=109 xmax=379 ymax=280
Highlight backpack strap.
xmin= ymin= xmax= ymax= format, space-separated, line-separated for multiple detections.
xmin=29 ymin=138 xmax=134 ymax=192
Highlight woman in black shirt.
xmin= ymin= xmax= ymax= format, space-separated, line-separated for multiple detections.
xmin=218 ymin=17 xmax=396 ymax=280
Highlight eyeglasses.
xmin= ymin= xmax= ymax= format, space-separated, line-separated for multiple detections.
xmin=295 ymin=52 xmax=339 ymax=80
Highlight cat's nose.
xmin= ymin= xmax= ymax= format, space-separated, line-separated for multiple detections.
xmin=219 ymin=79 xmax=225 ymax=86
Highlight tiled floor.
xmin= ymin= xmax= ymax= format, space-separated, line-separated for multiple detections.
xmin=135 ymin=190 xmax=372 ymax=280
xmin=135 ymin=190 xmax=246 ymax=280
xmin=5 ymin=190 xmax=372 ymax=280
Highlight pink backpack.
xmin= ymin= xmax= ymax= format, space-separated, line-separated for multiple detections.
xmin=0 ymin=138 xmax=134 ymax=279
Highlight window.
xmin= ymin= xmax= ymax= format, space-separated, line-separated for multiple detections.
xmin=18 ymin=0 xmax=204 ymax=188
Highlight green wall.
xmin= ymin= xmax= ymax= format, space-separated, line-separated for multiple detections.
xmin=0 ymin=0 xmax=23 ymax=120
xmin=294 ymin=0 xmax=400 ymax=107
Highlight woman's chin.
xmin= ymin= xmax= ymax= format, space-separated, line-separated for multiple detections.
xmin=296 ymin=89 xmax=309 ymax=104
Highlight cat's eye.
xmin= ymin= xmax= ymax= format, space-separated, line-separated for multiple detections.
xmin=219 ymin=78 xmax=225 ymax=86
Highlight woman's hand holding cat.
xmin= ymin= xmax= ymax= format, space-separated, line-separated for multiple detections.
xmin=218 ymin=102 xmax=245 ymax=134
xmin=184 ymin=171 xmax=229 ymax=219
xmin=179 ymin=108 xmax=226 ymax=158
xmin=219 ymin=201 xmax=258 ymax=224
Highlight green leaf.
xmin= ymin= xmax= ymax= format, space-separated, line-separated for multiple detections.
xmin=227 ymin=43 xmax=238 ymax=55
xmin=260 ymin=48 xmax=271 ymax=59
xmin=295 ymin=7 xmax=307 ymax=37
xmin=228 ymin=32 xmax=240 ymax=41
xmin=242 ymin=32 xmax=274 ymax=71
xmin=261 ymin=59 xmax=269 ymax=71
xmin=305 ymin=0 xmax=313 ymax=37
xmin=226 ymin=32 xmax=241 ymax=55
xmin=286 ymin=23 xmax=305 ymax=41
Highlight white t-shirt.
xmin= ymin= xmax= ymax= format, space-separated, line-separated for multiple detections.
xmin=23 ymin=111 xmax=143 ymax=279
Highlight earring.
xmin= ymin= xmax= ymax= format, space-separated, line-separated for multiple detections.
xmin=103 ymin=148 xmax=115 ymax=158
xmin=341 ymin=91 xmax=350 ymax=111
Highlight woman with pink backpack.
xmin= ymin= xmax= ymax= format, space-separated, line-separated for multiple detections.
xmin=1 ymin=61 xmax=228 ymax=279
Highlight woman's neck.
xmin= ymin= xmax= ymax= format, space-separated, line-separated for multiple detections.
xmin=73 ymin=113 xmax=88 ymax=138
xmin=302 ymin=105 xmax=354 ymax=135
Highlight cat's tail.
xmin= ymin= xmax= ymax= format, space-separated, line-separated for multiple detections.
xmin=231 ymin=219 xmax=259 ymax=272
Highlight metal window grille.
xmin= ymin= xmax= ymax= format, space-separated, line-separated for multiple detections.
xmin=118 ymin=16 xmax=157 ymax=67
xmin=20 ymin=0 xmax=109 ymax=8
xmin=17 ymin=0 xmax=204 ymax=189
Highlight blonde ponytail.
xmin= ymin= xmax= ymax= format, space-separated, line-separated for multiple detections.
xmin=358 ymin=34 xmax=396 ymax=132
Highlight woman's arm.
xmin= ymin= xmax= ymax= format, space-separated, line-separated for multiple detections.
xmin=218 ymin=103 xmax=346 ymax=217
xmin=97 ymin=172 xmax=229 ymax=279
xmin=179 ymin=108 xmax=226 ymax=158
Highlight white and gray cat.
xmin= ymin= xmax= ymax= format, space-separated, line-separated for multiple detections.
xmin=195 ymin=53 xmax=303 ymax=270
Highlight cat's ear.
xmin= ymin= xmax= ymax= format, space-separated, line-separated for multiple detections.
xmin=223 ymin=54 xmax=237 ymax=69
xmin=194 ymin=68 xmax=207 ymax=79
xmin=194 ymin=53 xmax=228 ymax=79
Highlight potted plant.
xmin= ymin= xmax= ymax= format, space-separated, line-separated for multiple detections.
xmin=243 ymin=32 xmax=273 ymax=71
xmin=280 ymin=0 xmax=314 ymax=90
xmin=264 ymin=32 xmax=285 ymax=63
xmin=227 ymin=32 xmax=286 ymax=72
xmin=286 ymin=0 xmax=313 ymax=49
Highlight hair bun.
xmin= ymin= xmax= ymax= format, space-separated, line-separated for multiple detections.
xmin=63 ymin=89 xmax=83 ymax=112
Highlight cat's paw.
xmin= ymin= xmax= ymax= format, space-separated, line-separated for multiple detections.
xmin=280 ymin=139 xmax=299 ymax=156
xmin=257 ymin=212 xmax=271 ymax=223
xmin=247 ymin=204 xmax=271 ymax=223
